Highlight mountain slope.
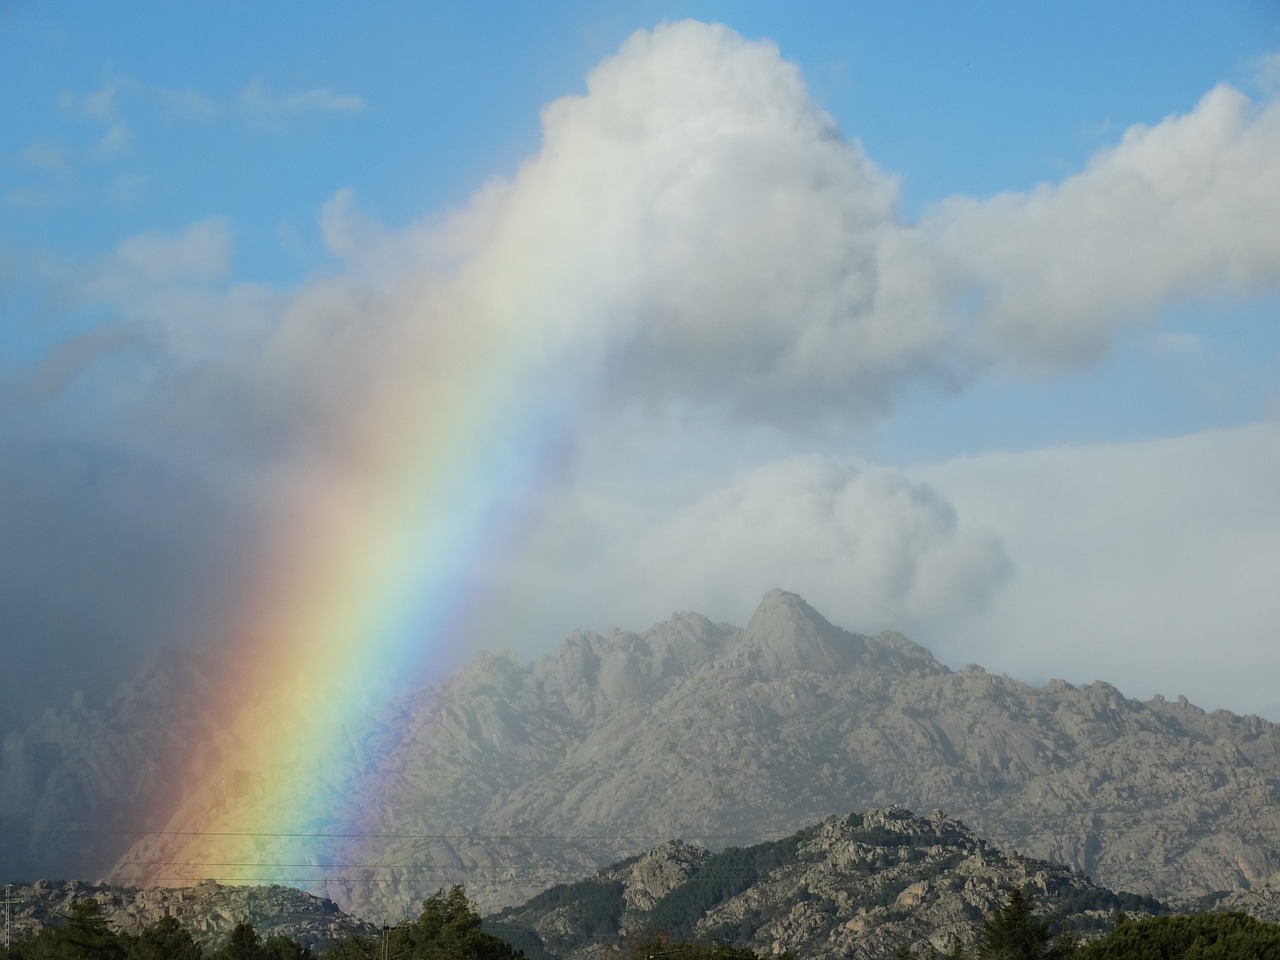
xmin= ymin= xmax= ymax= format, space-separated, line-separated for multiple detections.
xmin=6 ymin=590 xmax=1280 ymax=920
xmin=0 ymin=646 xmax=218 ymax=882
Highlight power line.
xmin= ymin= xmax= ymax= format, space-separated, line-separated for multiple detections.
xmin=80 ymin=829 xmax=781 ymax=841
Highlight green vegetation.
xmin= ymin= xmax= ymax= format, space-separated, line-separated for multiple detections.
xmin=6 ymin=882 xmax=1280 ymax=960
xmin=486 ymin=876 xmax=624 ymax=955
xmin=644 ymin=829 xmax=812 ymax=938
xmin=385 ymin=886 xmax=520 ymax=960
xmin=969 ymin=887 xmax=1076 ymax=960
xmin=1074 ymin=911 xmax=1280 ymax=959
xmin=618 ymin=932 xmax=782 ymax=960
xmin=906 ymin=890 xmax=1280 ymax=960
xmin=1046 ymin=885 xmax=1167 ymax=935
xmin=5 ymin=901 xmax=206 ymax=960
xmin=0 ymin=886 xmax=512 ymax=960
xmin=501 ymin=877 xmax=624 ymax=932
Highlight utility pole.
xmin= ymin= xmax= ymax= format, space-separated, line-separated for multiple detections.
xmin=2 ymin=884 xmax=24 ymax=952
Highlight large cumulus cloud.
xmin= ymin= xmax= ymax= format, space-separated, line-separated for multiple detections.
xmin=451 ymin=23 xmax=952 ymax=420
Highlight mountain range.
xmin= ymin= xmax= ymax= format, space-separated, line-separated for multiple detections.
xmin=4 ymin=589 xmax=1280 ymax=921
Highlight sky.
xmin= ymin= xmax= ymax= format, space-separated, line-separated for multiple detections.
xmin=2 ymin=1 xmax=1279 ymax=724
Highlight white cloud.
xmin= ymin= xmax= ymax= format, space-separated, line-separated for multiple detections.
xmin=320 ymin=188 xmax=425 ymax=285
xmin=937 ymin=84 xmax=1280 ymax=367
xmin=39 ymin=21 xmax=1278 ymax=463
xmin=423 ymin=21 xmax=955 ymax=420
xmin=469 ymin=450 xmax=1012 ymax=667
xmin=395 ymin=22 xmax=1280 ymax=419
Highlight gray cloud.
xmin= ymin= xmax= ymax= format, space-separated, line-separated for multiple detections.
xmin=622 ymin=456 xmax=1011 ymax=634
xmin=0 ymin=439 xmax=253 ymax=715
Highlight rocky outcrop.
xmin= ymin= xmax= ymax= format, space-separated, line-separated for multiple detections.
xmin=0 ymin=879 xmax=374 ymax=951
xmin=486 ymin=807 xmax=1162 ymax=960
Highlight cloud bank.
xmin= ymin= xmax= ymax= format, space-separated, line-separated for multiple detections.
xmin=921 ymin=423 xmax=1280 ymax=716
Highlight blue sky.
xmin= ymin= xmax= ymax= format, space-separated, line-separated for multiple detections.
xmin=3 ymin=2 xmax=1280 ymax=719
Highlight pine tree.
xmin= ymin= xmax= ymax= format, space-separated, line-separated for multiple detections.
xmin=975 ymin=888 xmax=1073 ymax=960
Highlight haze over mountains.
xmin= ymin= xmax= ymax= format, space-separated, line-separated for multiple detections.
xmin=3 ymin=590 xmax=1280 ymax=922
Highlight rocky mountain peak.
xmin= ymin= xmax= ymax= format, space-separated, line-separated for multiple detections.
xmin=740 ymin=589 xmax=865 ymax=675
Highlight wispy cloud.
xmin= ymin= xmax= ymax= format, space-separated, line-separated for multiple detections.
xmin=92 ymin=121 xmax=130 ymax=157
xmin=1252 ymin=50 xmax=1280 ymax=94
xmin=59 ymin=81 xmax=122 ymax=123
xmin=60 ymin=76 xmax=217 ymax=122
xmin=108 ymin=217 xmax=233 ymax=285
xmin=4 ymin=185 xmax=60 ymax=210
xmin=20 ymin=141 xmax=71 ymax=176
xmin=52 ymin=75 xmax=363 ymax=170
xmin=155 ymin=86 xmax=219 ymax=119
xmin=0 ymin=324 xmax=151 ymax=413
xmin=241 ymin=80 xmax=368 ymax=117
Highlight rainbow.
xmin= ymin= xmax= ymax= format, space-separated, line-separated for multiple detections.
xmin=113 ymin=246 xmax=596 ymax=894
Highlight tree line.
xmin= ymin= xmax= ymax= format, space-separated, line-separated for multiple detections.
xmin=900 ymin=887 xmax=1280 ymax=960
xmin=4 ymin=884 xmax=1280 ymax=960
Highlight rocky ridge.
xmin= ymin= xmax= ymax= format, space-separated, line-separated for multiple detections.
xmin=485 ymin=806 xmax=1163 ymax=960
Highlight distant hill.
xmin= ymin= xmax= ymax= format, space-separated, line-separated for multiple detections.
xmin=4 ymin=589 xmax=1280 ymax=920
xmin=483 ymin=806 xmax=1165 ymax=960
